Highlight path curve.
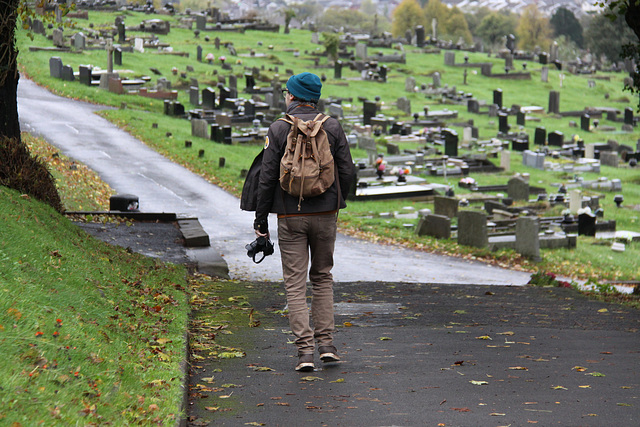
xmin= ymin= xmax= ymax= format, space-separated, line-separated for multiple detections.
xmin=18 ymin=78 xmax=531 ymax=285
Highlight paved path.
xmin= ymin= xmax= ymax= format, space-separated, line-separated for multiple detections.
xmin=18 ymin=78 xmax=531 ymax=286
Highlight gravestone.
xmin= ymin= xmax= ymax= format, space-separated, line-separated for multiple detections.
xmin=512 ymin=138 xmax=529 ymax=152
xmin=356 ymin=43 xmax=367 ymax=59
xmin=541 ymin=66 xmax=548 ymax=83
xmin=52 ymin=28 xmax=64 ymax=47
xmin=117 ymin=22 xmax=126 ymax=43
xmin=134 ymin=38 xmax=144 ymax=53
xmin=189 ymin=86 xmax=199 ymax=106
xmin=244 ymin=99 xmax=256 ymax=117
xmin=195 ymin=15 xmax=206 ymax=31
xmin=114 ymin=47 xmax=122 ymax=66
xmin=432 ymin=18 xmax=438 ymax=39
xmin=522 ymin=150 xmax=545 ymax=170
xmin=61 ymin=65 xmax=74 ymax=81
xmin=405 ymin=76 xmax=416 ymax=92
xmin=387 ymin=143 xmax=400 ymax=155
xmin=415 ymin=214 xmax=451 ymax=239
xmin=581 ymin=114 xmax=590 ymax=132
xmin=578 ymin=212 xmax=596 ymax=236
xmin=334 ymin=60 xmax=343 ymax=79
xmin=197 ymin=45 xmax=202 ymax=62
xmin=507 ymin=176 xmax=529 ymax=201
xmin=191 ymin=118 xmax=209 ymax=139
xmin=214 ymin=37 xmax=220 ymax=50
xmin=548 ymin=130 xmax=563 ymax=146
xmin=548 ymin=91 xmax=560 ymax=114
xmin=219 ymin=86 xmax=231 ymax=106
xmin=49 ymin=57 xmax=63 ymax=78
xmin=444 ymin=51 xmax=455 ymax=66
xmin=202 ymin=87 xmax=216 ymax=109
xmin=228 ymin=74 xmax=237 ymax=90
xmin=31 ymin=19 xmax=45 ymax=36
xmin=585 ymin=143 xmax=596 ymax=159
xmin=539 ymin=53 xmax=548 ymax=65
xmin=569 ymin=189 xmax=582 ymax=213
xmin=505 ymin=54 xmax=513 ymax=70
xmin=415 ymin=25 xmax=425 ymax=47
xmin=516 ymin=111 xmax=526 ymax=126
xmin=363 ymin=100 xmax=376 ymax=125
xmin=501 ymin=150 xmax=511 ymax=171
xmin=222 ymin=126 xmax=232 ymax=144
xmin=78 ymin=65 xmax=92 ymax=86
xmin=432 ymin=72 xmax=441 ymax=89
xmin=515 ymin=217 xmax=540 ymax=261
xmin=463 ymin=127 xmax=473 ymax=142
xmin=397 ymin=97 xmax=411 ymax=115
xmin=624 ymin=107 xmax=634 ymax=126
xmin=498 ymin=112 xmax=509 ymax=134
xmin=210 ymin=124 xmax=220 ymax=142
xmin=467 ymin=99 xmax=479 ymax=114
xmin=493 ymin=89 xmax=503 ymax=109
xmin=488 ymin=104 xmax=499 ymax=117
xmin=442 ymin=129 xmax=458 ymax=157
xmin=434 ymin=196 xmax=458 ymax=218
xmin=329 ymin=103 xmax=343 ymax=118
xmin=534 ymin=127 xmax=546 ymax=145
xmin=72 ymin=32 xmax=86 ymax=50
xmin=600 ymin=151 xmax=619 ymax=167
xmin=457 ymin=210 xmax=487 ymax=248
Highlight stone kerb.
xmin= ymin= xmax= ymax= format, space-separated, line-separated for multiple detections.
xmin=457 ymin=210 xmax=487 ymax=248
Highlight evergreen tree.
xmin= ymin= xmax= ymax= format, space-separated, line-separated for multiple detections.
xmin=550 ymin=7 xmax=583 ymax=48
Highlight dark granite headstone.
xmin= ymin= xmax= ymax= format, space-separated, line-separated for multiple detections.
xmin=61 ymin=65 xmax=74 ymax=81
xmin=210 ymin=124 xmax=220 ymax=142
xmin=222 ymin=126 xmax=232 ymax=144
xmin=363 ymin=100 xmax=376 ymax=125
xmin=581 ymin=114 xmax=590 ymax=131
xmin=415 ymin=214 xmax=451 ymax=238
xmin=114 ymin=47 xmax=122 ymax=66
xmin=548 ymin=130 xmax=563 ymax=146
xmin=493 ymin=89 xmax=503 ymax=109
xmin=49 ymin=57 xmax=63 ymax=79
xmin=624 ymin=107 xmax=634 ymax=126
xmin=534 ymin=127 xmax=546 ymax=145
xmin=78 ymin=65 xmax=92 ymax=86
xmin=498 ymin=112 xmax=509 ymax=134
xmin=442 ymin=129 xmax=458 ymax=157
xmin=415 ymin=25 xmax=425 ymax=47
xmin=202 ymin=87 xmax=216 ymax=110
xmin=189 ymin=86 xmax=199 ymax=106
xmin=578 ymin=212 xmax=596 ymax=236
xmin=197 ymin=45 xmax=202 ymax=62
xmin=516 ymin=111 xmax=526 ymax=126
xmin=548 ymin=90 xmax=560 ymax=114
xmin=334 ymin=60 xmax=343 ymax=79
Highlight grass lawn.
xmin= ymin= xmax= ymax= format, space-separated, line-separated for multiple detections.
xmin=15 ymin=10 xmax=640 ymax=282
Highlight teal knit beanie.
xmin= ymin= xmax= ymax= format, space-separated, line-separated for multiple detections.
xmin=286 ymin=72 xmax=322 ymax=101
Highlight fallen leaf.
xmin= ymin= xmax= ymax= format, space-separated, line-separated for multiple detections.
xmin=597 ymin=308 xmax=608 ymax=313
xmin=379 ymin=337 xmax=392 ymax=341
xmin=253 ymin=366 xmax=274 ymax=372
xmin=617 ymin=403 xmax=632 ymax=407
xmin=469 ymin=380 xmax=489 ymax=386
xmin=300 ymin=376 xmax=323 ymax=381
xmin=489 ymin=412 xmax=506 ymax=416
xmin=201 ymin=377 xmax=215 ymax=383
xmin=244 ymin=423 xmax=265 ymax=426
xmin=450 ymin=407 xmax=471 ymax=412
xmin=343 ymin=322 xmax=353 ymax=327
xmin=586 ymin=372 xmax=605 ymax=377
xmin=330 ymin=378 xmax=345 ymax=383
xmin=275 ymin=402 xmax=290 ymax=406
xmin=453 ymin=310 xmax=466 ymax=314
xmin=508 ymin=366 xmax=528 ymax=370
xmin=497 ymin=331 xmax=515 ymax=336
xmin=476 ymin=335 xmax=492 ymax=340
xmin=218 ymin=351 xmax=245 ymax=359
xmin=573 ymin=366 xmax=587 ymax=372
xmin=579 ymin=385 xmax=591 ymax=388
xmin=551 ymin=385 xmax=567 ymax=390
xmin=205 ymin=406 xmax=219 ymax=411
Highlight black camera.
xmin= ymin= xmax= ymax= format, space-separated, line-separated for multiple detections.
xmin=245 ymin=236 xmax=275 ymax=263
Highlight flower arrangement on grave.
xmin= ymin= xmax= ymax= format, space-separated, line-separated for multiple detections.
xmin=205 ymin=53 xmax=215 ymax=64
xmin=458 ymin=177 xmax=476 ymax=188
xmin=374 ymin=154 xmax=386 ymax=180
xmin=528 ymin=271 xmax=572 ymax=288
xmin=219 ymin=56 xmax=226 ymax=64
xmin=394 ymin=166 xmax=411 ymax=183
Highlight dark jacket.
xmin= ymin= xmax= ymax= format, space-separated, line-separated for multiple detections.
xmin=251 ymin=101 xmax=355 ymax=224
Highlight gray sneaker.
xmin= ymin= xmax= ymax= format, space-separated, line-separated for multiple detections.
xmin=318 ymin=346 xmax=340 ymax=363
xmin=295 ymin=353 xmax=314 ymax=372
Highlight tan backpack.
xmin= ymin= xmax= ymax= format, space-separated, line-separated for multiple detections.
xmin=279 ymin=113 xmax=335 ymax=210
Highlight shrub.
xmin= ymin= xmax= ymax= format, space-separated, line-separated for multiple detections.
xmin=0 ymin=135 xmax=63 ymax=212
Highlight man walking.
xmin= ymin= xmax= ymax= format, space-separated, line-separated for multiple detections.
xmin=253 ymin=72 xmax=355 ymax=371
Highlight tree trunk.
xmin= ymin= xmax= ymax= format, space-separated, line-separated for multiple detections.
xmin=0 ymin=0 xmax=21 ymax=141
xmin=625 ymin=2 xmax=640 ymax=41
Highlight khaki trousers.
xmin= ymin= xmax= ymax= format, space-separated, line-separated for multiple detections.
xmin=277 ymin=213 xmax=337 ymax=355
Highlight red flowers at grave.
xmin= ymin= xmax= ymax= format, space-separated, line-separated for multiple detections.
xmin=35 ymin=331 xmax=44 ymax=337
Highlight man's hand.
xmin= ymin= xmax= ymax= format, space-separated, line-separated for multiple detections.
xmin=254 ymin=218 xmax=269 ymax=238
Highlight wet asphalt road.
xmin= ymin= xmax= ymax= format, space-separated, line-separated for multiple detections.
xmin=17 ymin=78 xmax=532 ymax=286
xmin=187 ymin=281 xmax=640 ymax=426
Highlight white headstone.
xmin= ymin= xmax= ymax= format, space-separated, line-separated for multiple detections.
xmin=463 ymin=127 xmax=473 ymax=142
xmin=585 ymin=144 xmax=596 ymax=159
xmin=570 ymin=189 xmax=582 ymax=213
xmin=134 ymin=38 xmax=145 ymax=53
xmin=501 ymin=150 xmax=511 ymax=171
